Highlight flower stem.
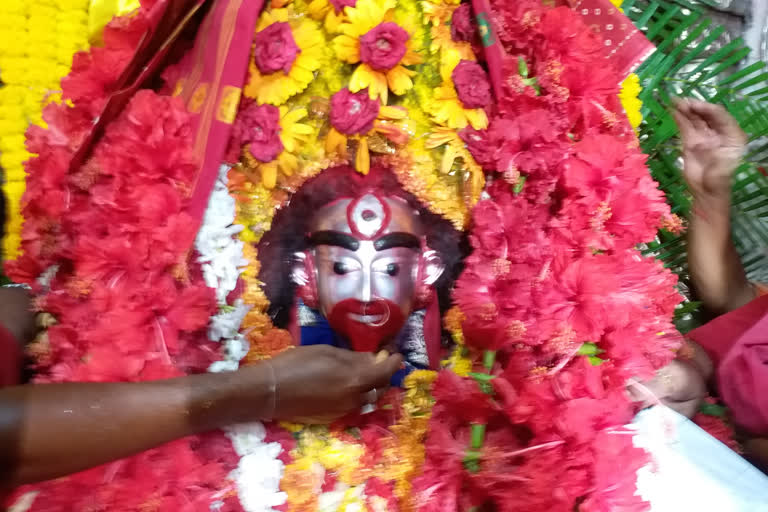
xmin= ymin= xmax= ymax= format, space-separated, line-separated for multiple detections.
xmin=483 ymin=350 xmax=496 ymax=372
xmin=471 ymin=423 xmax=486 ymax=449
xmin=464 ymin=350 xmax=496 ymax=473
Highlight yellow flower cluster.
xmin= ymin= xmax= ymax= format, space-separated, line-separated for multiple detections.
xmin=619 ymin=72 xmax=643 ymax=130
xmin=0 ymin=0 xmax=90 ymax=258
xmin=279 ymin=371 xmax=437 ymax=511
xmin=235 ymin=0 xmax=481 ymax=228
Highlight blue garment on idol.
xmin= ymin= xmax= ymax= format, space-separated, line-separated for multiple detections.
xmin=297 ymin=301 xmax=430 ymax=387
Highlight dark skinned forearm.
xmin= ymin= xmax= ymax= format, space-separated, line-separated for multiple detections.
xmin=0 ymin=365 xmax=270 ymax=488
xmin=688 ymin=192 xmax=754 ymax=315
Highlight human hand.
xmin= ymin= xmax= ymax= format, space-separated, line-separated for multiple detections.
xmin=0 ymin=287 xmax=36 ymax=347
xmin=267 ymin=345 xmax=403 ymax=423
xmin=628 ymin=359 xmax=707 ymax=419
xmin=672 ymin=99 xmax=747 ymax=199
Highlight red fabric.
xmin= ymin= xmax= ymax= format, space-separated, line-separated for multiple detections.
xmin=172 ymin=0 xmax=266 ymax=248
xmin=0 ymin=324 xmax=21 ymax=388
xmin=424 ymin=290 xmax=441 ymax=370
xmin=566 ymin=0 xmax=655 ymax=77
xmin=689 ymin=294 xmax=768 ymax=435
xmin=471 ymin=0 xmax=505 ymax=101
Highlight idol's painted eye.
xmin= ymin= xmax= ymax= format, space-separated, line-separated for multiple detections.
xmin=333 ymin=262 xmax=351 ymax=275
xmin=386 ymin=263 xmax=400 ymax=277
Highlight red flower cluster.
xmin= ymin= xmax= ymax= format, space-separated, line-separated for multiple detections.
xmin=416 ymin=1 xmax=683 ymax=510
xmin=6 ymin=6 xmax=242 ymax=511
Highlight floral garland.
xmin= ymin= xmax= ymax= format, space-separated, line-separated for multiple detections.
xmin=414 ymin=0 xmax=684 ymax=508
xmin=6 ymin=0 xmax=707 ymax=511
xmin=5 ymin=6 xmax=248 ymax=510
xmin=0 ymin=0 xmax=90 ymax=259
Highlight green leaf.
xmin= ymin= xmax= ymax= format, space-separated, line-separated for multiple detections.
xmin=468 ymin=372 xmax=496 ymax=395
xmin=699 ymin=402 xmax=727 ymax=417
xmin=514 ymin=175 xmax=527 ymax=195
xmin=623 ymin=0 xmax=768 ymax=313
xmin=577 ymin=342 xmax=604 ymax=356
xmin=518 ymin=56 xmax=529 ymax=78
xmin=588 ymin=356 xmax=606 ymax=366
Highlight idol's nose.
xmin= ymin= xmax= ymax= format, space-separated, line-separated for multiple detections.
xmin=359 ymin=268 xmax=373 ymax=303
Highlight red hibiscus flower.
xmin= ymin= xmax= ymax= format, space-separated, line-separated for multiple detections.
xmin=490 ymin=109 xmax=570 ymax=177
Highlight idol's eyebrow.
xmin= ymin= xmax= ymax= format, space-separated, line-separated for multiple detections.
xmin=374 ymin=232 xmax=421 ymax=251
xmin=307 ymin=231 xmax=360 ymax=251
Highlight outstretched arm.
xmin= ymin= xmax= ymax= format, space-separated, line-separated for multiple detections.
xmin=673 ymin=99 xmax=753 ymax=314
xmin=0 ymin=345 xmax=401 ymax=489
xmin=0 ymin=368 xmax=271 ymax=487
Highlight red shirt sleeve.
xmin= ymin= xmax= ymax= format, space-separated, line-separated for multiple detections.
xmin=0 ymin=323 xmax=22 ymax=388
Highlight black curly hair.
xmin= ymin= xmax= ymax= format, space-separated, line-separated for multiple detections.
xmin=257 ymin=164 xmax=467 ymax=328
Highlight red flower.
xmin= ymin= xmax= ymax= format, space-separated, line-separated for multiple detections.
xmin=459 ymin=126 xmax=496 ymax=169
xmin=329 ymin=88 xmax=380 ymax=135
xmin=359 ymin=22 xmax=409 ymax=71
xmin=451 ymin=4 xmax=478 ymax=43
xmin=579 ymin=432 xmax=650 ymax=512
xmin=452 ymin=60 xmax=492 ymax=109
xmin=253 ymin=22 xmax=300 ymax=74
xmin=329 ymin=0 xmax=356 ymax=13
xmin=232 ymin=103 xmax=284 ymax=162
xmin=490 ymin=110 xmax=570 ymax=177
xmin=432 ymin=371 xmax=499 ymax=424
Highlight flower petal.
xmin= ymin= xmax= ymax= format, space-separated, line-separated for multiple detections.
xmin=355 ymin=136 xmax=370 ymax=174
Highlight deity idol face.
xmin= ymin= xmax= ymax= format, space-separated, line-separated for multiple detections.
xmin=292 ymin=193 xmax=444 ymax=352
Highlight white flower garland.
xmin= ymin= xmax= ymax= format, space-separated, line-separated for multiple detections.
xmin=195 ymin=165 xmax=286 ymax=512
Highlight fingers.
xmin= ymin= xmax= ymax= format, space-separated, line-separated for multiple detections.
xmin=367 ymin=353 xmax=404 ymax=390
xmin=686 ymin=100 xmax=740 ymax=135
xmin=672 ymin=107 xmax=696 ymax=142
xmin=673 ymin=98 xmax=708 ymax=138
xmin=674 ymin=98 xmax=745 ymax=142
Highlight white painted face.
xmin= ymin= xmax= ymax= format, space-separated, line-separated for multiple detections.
xmin=291 ymin=193 xmax=444 ymax=351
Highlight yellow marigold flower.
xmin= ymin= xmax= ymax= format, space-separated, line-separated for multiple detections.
xmin=444 ymin=345 xmax=472 ymax=376
xmin=87 ymin=0 xmax=140 ymax=42
xmin=619 ymin=73 xmax=643 ymax=130
xmin=333 ymin=0 xmax=423 ymax=103
xmin=421 ymin=1 xmax=473 ymax=58
xmin=429 ymin=48 xmax=488 ymax=130
xmin=244 ymin=8 xmax=325 ymax=106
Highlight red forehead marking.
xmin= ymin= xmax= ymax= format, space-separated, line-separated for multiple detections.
xmin=346 ymin=193 xmax=391 ymax=240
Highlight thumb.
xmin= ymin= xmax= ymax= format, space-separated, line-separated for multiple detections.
xmin=365 ymin=353 xmax=404 ymax=389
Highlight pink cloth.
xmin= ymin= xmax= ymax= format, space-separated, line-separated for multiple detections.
xmin=689 ymin=294 xmax=768 ymax=435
